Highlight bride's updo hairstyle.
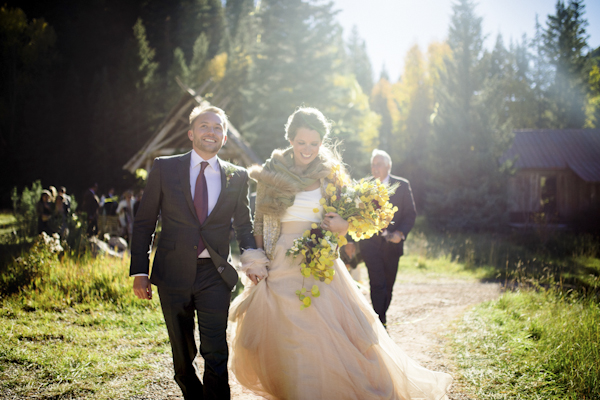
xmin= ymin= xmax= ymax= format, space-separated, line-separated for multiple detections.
xmin=284 ymin=107 xmax=332 ymax=142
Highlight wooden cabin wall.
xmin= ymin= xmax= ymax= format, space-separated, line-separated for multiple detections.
xmin=507 ymin=171 xmax=542 ymax=214
xmin=508 ymin=169 xmax=597 ymax=224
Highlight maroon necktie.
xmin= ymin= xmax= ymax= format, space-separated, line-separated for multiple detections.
xmin=194 ymin=161 xmax=209 ymax=256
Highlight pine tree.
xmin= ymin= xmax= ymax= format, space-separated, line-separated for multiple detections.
xmin=426 ymin=0 xmax=512 ymax=231
xmin=176 ymin=0 xmax=226 ymax=64
xmin=0 ymin=6 xmax=57 ymax=195
xmin=530 ymin=15 xmax=555 ymax=128
xmin=543 ymin=0 xmax=589 ymax=128
xmin=586 ymin=46 xmax=600 ymax=127
xmin=225 ymin=0 xmax=255 ymax=40
xmin=370 ymin=77 xmax=396 ymax=155
xmin=505 ymin=34 xmax=539 ymax=129
xmin=219 ymin=0 xmax=258 ymax=127
xmin=482 ymin=34 xmax=537 ymax=129
xmin=113 ymin=18 xmax=163 ymax=168
xmin=391 ymin=44 xmax=435 ymax=209
xmin=133 ymin=18 xmax=160 ymax=91
xmin=242 ymin=0 xmax=346 ymax=159
xmin=346 ymin=26 xmax=374 ymax=95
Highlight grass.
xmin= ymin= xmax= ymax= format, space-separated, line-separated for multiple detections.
xmin=0 ymin=301 xmax=169 ymax=399
xmin=1 ymin=217 xmax=599 ymax=399
xmin=0 ymin=237 xmax=170 ymax=399
xmin=400 ymin=230 xmax=497 ymax=281
xmin=450 ymin=289 xmax=600 ymax=399
xmin=0 ymin=211 xmax=17 ymax=238
xmin=407 ymin=216 xmax=600 ymax=295
xmin=397 ymin=218 xmax=600 ymax=399
xmin=0 ymin=212 xmax=16 ymax=227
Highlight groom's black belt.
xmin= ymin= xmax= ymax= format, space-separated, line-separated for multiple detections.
xmin=197 ymin=258 xmax=213 ymax=265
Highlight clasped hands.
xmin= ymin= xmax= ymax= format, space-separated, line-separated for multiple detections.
xmin=241 ymin=248 xmax=270 ymax=286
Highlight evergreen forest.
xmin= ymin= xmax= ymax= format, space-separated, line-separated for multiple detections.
xmin=1 ymin=0 xmax=599 ymax=231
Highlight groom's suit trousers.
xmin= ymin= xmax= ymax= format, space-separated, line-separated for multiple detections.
xmin=158 ymin=259 xmax=232 ymax=400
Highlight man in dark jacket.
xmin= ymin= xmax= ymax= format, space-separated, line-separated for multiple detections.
xmin=130 ymin=105 xmax=256 ymax=400
xmin=82 ymin=183 xmax=100 ymax=236
xmin=359 ymin=149 xmax=417 ymax=327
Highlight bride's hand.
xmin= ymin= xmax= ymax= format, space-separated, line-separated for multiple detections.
xmin=247 ymin=273 xmax=261 ymax=285
xmin=321 ymin=212 xmax=349 ymax=236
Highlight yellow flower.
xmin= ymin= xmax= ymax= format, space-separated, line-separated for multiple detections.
xmin=311 ymin=285 xmax=320 ymax=297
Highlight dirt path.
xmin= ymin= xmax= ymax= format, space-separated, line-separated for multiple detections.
xmin=136 ymin=267 xmax=502 ymax=400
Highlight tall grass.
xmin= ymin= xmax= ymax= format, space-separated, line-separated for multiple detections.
xmin=0 ymin=233 xmax=167 ymax=399
xmin=1 ymin=233 xmax=141 ymax=309
xmin=23 ymin=249 xmax=138 ymax=310
xmin=406 ymin=216 xmax=600 ymax=296
xmin=451 ymin=289 xmax=600 ymax=399
xmin=402 ymin=219 xmax=600 ymax=398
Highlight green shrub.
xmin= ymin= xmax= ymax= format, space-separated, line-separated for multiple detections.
xmin=0 ymin=232 xmax=62 ymax=297
xmin=10 ymin=180 xmax=42 ymax=238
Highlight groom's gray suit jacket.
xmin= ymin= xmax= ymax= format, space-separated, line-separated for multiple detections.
xmin=130 ymin=151 xmax=255 ymax=290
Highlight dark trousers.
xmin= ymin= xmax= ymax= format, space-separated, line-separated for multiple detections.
xmin=158 ymin=260 xmax=232 ymax=400
xmin=360 ymin=236 xmax=402 ymax=326
xmin=86 ymin=216 xmax=98 ymax=237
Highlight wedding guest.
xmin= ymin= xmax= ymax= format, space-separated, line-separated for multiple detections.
xmin=116 ymin=190 xmax=135 ymax=243
xmin=52 ymin=194 xmax=69 ymax=238
xmin=58 ymin=186 xmax=72 ymax=214
xmin=36 ymin=190 xmax=53 ymax=234
xmin=101 ymin=187 xmax=118 ymax=215
xmin=229 ymin=107 xmax=451 ymax=399
xmin=48 ymin=185 xmax=58 ymax=203
xmin=359 ymin=149 xmax=417 ymax=327
xmin=82 ymin=183 xmax=100 ymax=236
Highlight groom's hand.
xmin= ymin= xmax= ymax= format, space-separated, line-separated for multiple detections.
xmin=133 ymin=276 xmax=153 ymax=300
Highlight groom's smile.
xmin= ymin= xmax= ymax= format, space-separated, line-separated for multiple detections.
xmin=188 ymin=111 xmax=228 ymax=158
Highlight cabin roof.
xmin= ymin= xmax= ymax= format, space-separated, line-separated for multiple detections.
xmin=123 ymin=82 xmax=261 ymax=173
xmin=502 ymin=129 xmax=600 ymax=182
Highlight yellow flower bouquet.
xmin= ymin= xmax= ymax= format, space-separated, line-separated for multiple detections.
xmin=286 ymin=165 xmax=398 ymax=309
xmin=286 ymin=223 xmax=348 ymax=310
xmin=322 ymin=164 xmax=398 ymax=241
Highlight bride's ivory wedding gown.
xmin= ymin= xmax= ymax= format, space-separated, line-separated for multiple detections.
xmin=229 ymin=188 xmax=452 ymax=400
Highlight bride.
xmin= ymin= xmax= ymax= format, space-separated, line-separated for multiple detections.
xmin=229 ymin=107 xmax=452 ymax=399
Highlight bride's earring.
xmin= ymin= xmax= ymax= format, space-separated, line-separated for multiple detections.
xmin=291 ymin=153 xmax=294 ymax=159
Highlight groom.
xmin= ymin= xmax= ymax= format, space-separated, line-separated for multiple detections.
xmin=130 ymin=105 xmax=256 ymax=400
